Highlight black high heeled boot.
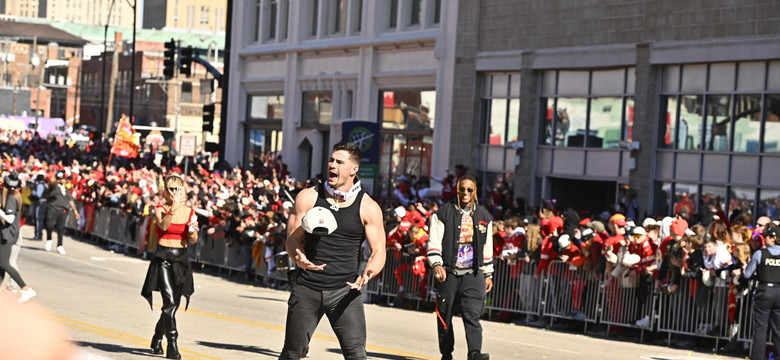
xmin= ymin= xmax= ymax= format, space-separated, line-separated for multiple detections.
xmin=151 ymin=334 xmax=164 ymax=355
xmin=166 ymin=331 xmax=181 ymax=359
xmin=151 ymin=318 xmax=165 ymax=354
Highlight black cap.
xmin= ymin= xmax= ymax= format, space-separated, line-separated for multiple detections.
xmin=764 ymin=227 xmax=778 ymax=239
xmin=3 ymin=173 xmax=20 ymax=189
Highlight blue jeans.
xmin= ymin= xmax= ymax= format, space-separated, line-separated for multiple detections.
xmin=279 ymin=284 xmax=366 ymax=359
xmin=34 ymin=202 xmax=47 ymax=239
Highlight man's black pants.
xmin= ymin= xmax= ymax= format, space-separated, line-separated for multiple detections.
xmin=45 ymin=209 xmax=67 ymax=247
xmin=279 ymin=284 xmax=366 ymax=359
xmin=751 ymin=285 xmax=780 ymax=360
xmin=435 ymin=272 xmax=486 ymax=357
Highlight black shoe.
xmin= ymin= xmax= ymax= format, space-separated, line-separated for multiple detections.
xmin=150 ymin=334 xmax=164 ymax=355
xmin=166 ymin=332 xmax=181 ymax=359
xmin=468 ymin=351 xmax=490 ymax=360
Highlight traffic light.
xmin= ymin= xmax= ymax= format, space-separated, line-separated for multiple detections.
xmin=202 ymin=103 xmax=215 ymax=132
xmin=163 ymin=39 xmax=176 ymax=79
xmin=179 ymin=46 xmax=194 ymax=77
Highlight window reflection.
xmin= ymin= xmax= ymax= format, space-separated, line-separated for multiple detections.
xmin=249 ymin=95 xmax=284 ymax=120
xmin=705 ymin=95 xmax=731 ymax=151
xmin=673 ymin=183 xmax=698 ymax=221
xmin=381 ymin=90 xmax=435 ymax=131
xmin=588 ymin=97 xmax=624 ymax=148
xmin=302 ymin=92 xmax=332 ymax=127
xmin=555 ymin=98 xmax=587 ymax=147
xmin=729 ymin=187 xmax=756 ymax=223
xmin=759 ymin=189 xmax=780 ymax=219
xmin=765 ymin=94 xmax=780 ymax=152
xmin=733 ymin=95 xmax=762 ymax=153
xmin=661 ymin=96 xmax=677 ymax=149
xmin=678 ymin=95 xmax=704 ymax=150
xmin=488 ymin=99 xmax=507 ymax=145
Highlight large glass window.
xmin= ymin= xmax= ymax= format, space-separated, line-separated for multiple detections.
xmin=759 ymin=189 xmax=780 ymax=219
xmin=380 ymin=90 xmax=435 ymax=131
xmin=733 ymin=95 xmax=762 ymax=153
xmin=765 ymin=94 xmax=780 ymax=152
xmin=540 ymin=68 xmax=634 ymax=148
xmin=660 ymin=62 xmax=780 ymax=153
xmin=673 ymin=183 xmax=698 ymax=221
xmin=248 ymin=95 xmax=284 ymax=120
xmin=481 ymin=73 xmax=520 ymax=146
xmin=302 ymin=92 xmax=332 ymax=127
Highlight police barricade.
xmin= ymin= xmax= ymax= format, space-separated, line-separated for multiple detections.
xmin=600 ymin=270 xmax=656 ymax=340
xmin=541 ymin=261 xmax=601 ymax=330
xmin=105 ymin=208 xmax=124 ymax=244
xmin=656 ymin=278 xmax=732 ymax=347
xmin=379 ymin=249 xmax=430 ymax=305
xmin=486 ymin=260 xmax=544 ymax=320
xmin=198 ymin=230 xmax=227 ymax=267
xmin=94 ymin=207 xmax=111 ymax=240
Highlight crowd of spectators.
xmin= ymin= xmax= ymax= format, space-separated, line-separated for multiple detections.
xmin=4 ymin=128 xmax=780 ymax=354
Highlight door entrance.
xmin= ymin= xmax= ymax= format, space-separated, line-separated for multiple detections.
xmin=549 ymin=178 xmax=616 ymax=215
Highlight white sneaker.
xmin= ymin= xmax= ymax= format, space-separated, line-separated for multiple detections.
xmin=635 ymin=315 xmax=650 ymax=327
xmin=45 ymin=240 xmax=52 ymax=252
xmin=18 ymin=288 xmax=36 ymax=303
xmin=56 ymin=246 xmax=66 ymax=255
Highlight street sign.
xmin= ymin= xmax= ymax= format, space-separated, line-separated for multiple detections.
xmin=179 ymin=135 xmax=197 ymax=157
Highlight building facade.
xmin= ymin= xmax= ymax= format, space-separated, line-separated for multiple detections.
xmin=228 ymin=0 xmax=780 ymax=221
xmin=142 ymin=0 xmax=227 ymax=34
xmin=462 ymin=0 xmax=780 ymax=221
xmin=226 ymin=0 xmax=453 ymax=197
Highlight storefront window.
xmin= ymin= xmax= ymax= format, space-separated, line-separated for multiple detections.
xmin=381 ymin=90 xmax=435 ymax=131
xmin=759 ymin=189 xmax=780 ymax=219
xmin=301 ymin=91 xmax=332 ymax=127
xmin=673 ymin=183 xmax=698 ymax=221
xmin=378 ymin=133 xmax=433 ymax=203
xmin=733 ymin=95 xmax=762 ymax=153
xmin=554 ymin=98 xmax=587 ymax=147
xmin=729 ymin=187 xmax=756 ymax=221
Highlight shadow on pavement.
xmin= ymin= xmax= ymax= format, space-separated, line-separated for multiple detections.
xmin=237 ymin=294 xmax=287 ymax=302
xmin=196 ymin=341 xmax=281 ymax=357
xmin=77 ymin=341 xmax=153 ymax=357
xmin=326 ymin=348 xmax=427 ymax=360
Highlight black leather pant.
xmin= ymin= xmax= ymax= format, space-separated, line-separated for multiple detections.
xmin=154 ymin=249 xmax=184 ymax=340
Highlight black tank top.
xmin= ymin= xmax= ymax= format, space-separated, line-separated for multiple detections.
xmin=297 ymin=184 xmax=366 ymax=291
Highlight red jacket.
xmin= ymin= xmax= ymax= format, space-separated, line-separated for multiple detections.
xmin=537 ymin=235 xmax=558 ymax=276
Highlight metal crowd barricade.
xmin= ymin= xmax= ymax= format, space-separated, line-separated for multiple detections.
xmin=486 ymin=260 xmax=544 ymax=319
xmin=656 ymin=278 xmax=732 ymax=347
xmin=378 ymin=249 xmax=430 ymax=305
xmin=541 ymin=261 xmax=602 ymax=330
xmin=600 ymin=270 xmax=657 ymax=340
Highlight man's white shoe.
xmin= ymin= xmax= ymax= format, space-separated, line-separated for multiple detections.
xmin=18 ymin=288 xmax=36 ymax=303
xmin=56 ymin=246 xmax=66 ymax=255
xmin=45 ymin=240 xmax=52 ymax=252
xmin=635 ymin=315 xmax=650 ymax=328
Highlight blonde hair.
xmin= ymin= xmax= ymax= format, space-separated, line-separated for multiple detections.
xmin=525 ymin=224 xmax=542 ymax=253
xmin=162 ymin=174 xmax=185 ymax=204
xmin=731 ymin=224 xmax=752 ymax=244
xmin=732 ymin=243 xmax=751 ymax=265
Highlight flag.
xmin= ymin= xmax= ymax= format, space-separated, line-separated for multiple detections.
xmin=111 ymin=115 xmax=140 ymax=158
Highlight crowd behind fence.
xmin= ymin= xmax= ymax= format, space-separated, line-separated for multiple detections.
xmin=64 ymin=205 xmax=768 ymax=354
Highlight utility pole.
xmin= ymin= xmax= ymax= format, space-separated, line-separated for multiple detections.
xmin=106 ymin=32 xmax=121 ymax=135
xmin=101 ymin=0 xmax=117 ymax=137
xmin=128 ymin=0 xmax=137 ymax=124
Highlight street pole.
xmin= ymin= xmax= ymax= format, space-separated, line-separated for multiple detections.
xmin=128 ymin=0 xmax=137 ymax=124
xmin=218 ymin=0 xmax=233 ymax=164
xmin=101 ymin=0 xmax=117 ymax=138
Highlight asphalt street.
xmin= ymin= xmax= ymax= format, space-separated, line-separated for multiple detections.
xmin=1 ymin=225 xmax=745 ymax=360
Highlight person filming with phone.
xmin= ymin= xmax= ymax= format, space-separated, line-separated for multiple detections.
xmin=141 ymin=173 xmax=198 ymax=359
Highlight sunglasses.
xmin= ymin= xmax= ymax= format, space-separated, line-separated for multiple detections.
xmin=168 ymin=187 xmax=183 ymax=192
xmin=757 ymin=223 xmax=769 ymax=227
xmin=458 ymin=187 xmax=475 ymax=194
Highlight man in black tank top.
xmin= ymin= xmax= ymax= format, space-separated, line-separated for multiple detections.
xmin=279 ymin=142 xmax=386 ymax=360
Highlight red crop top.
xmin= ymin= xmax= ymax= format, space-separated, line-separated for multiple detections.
xmin=157 ymin=205 xmax=194 ymax=241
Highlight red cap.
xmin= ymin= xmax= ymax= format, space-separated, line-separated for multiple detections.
xmin=670 ymin=218 xmax=688 ymax=236
xmin=399 ymin=221 xmax=412 ymax=232
xmin=579 ymin=218 xmax=591 ymax=226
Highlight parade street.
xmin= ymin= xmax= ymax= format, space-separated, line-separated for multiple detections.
xmin=1 ymin=225 xmax=740 ymax=360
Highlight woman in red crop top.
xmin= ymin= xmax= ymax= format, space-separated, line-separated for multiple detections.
xmin=141 ymin=174 xmax=198 ymax=359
